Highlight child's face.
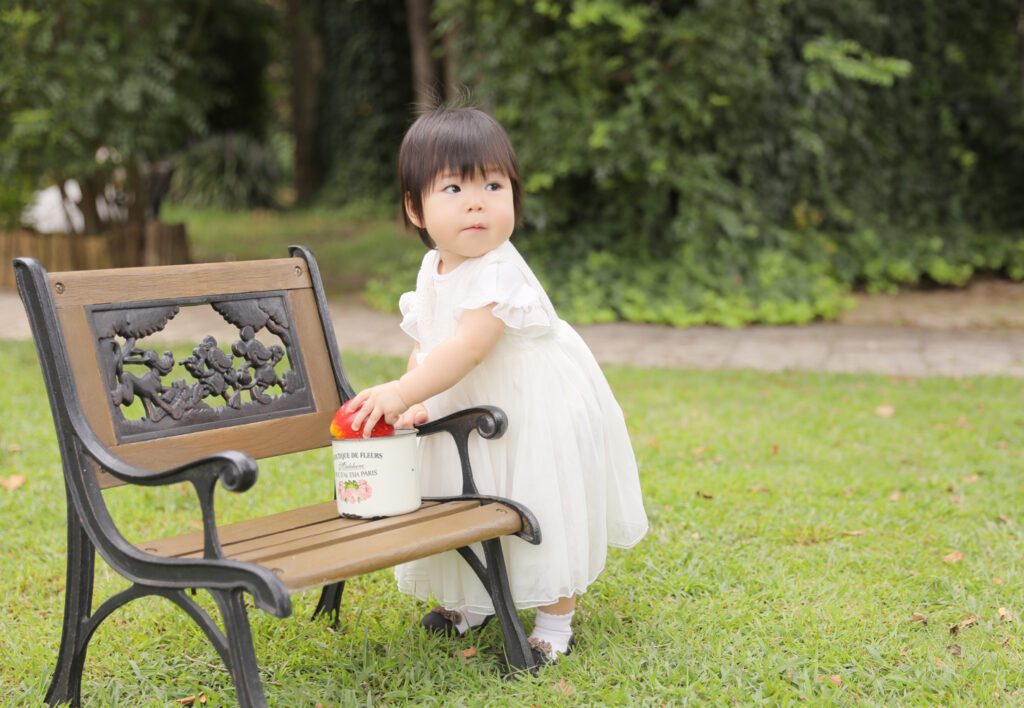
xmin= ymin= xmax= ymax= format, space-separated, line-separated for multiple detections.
xmin=406 ymin=167 xmax=515 ymax=272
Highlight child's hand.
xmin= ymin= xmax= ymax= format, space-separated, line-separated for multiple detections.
xmin=349 ymin=380 xmax=408 ymax=438
xmin=396 ymin=403 xmax=429 ymax=429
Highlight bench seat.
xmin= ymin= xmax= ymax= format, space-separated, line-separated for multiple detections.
xmin=140 ymin=499 xmax=523 ymax=592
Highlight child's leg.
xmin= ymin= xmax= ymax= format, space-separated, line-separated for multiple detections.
xmin=539 ymin=596 xmax=576 ymax=615
xmin=529 ymin=595 xmax=577 ymax=659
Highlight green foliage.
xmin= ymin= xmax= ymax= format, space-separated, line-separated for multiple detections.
xmin=167 ymin=133 xmax=280 ymax=209
xmin=0 ymin=0 xmax=277 ymax=229
xmin=416 ymin=0 xmax=1024 ymax=325
xmin=312 ymin=0 xmax=413 ymax=206
xmin=0 ymin=2 xmax=210 ymax=182
xmin=4 ymin=338 xmax=1024 ymax=704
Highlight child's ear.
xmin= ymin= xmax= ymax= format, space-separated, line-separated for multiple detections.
xmin=404 ymin=192 xmax=424 ymax=229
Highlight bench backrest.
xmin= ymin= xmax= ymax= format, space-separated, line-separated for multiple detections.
xmin=14 ymin=246 xmax=353 ymax=488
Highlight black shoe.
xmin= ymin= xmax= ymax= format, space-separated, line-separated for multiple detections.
xmin=528 ymin=634 xmax=575 ymax=665
xmin=420 ymin=606 xmax=494 ymax=638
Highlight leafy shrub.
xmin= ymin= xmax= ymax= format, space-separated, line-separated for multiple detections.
xmin=168 ymin=133 xmax=280 ymax=209
xmin=419 ymin=0 xmax=1024 ymax=324
xmin=340 ymin=1 xmax=1024 ymax=324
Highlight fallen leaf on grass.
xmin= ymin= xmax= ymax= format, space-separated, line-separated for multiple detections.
xmin=749 ymin=484 xmax=769 ymax=493
xmin=997 ymin=514 xmax=1013 ymax=525
xmin=910 ymin=612 xmax=928 ymax=625
xmin=842 ymin=529 xmax=866 ymax=536
xmin=455 ymin=647 xmax=477 ymax=662
xmin=875 ymin=404 xmax=895 ymax=417
xmin=7 ymin=444 xmax=21 ymax=453
xmin=946 ymin=644 xmax=963 ymax=658
xmin=941 ymin=550 xmax=964 ymax=564
xmin=843 ymin=487 xmax=853 ymax=498
xmin=696 ymin=490 xmax=713 ymax=499
xmin=771 ymin=444 xmax=779 ymax=455
xmin=828 ymin=675 xmax=842 ymax=686
xmin=175 ymin=694 xmax=206 ymax=706
xmin=999 ymin=637 xmax=1011 ymax=647
xmin=888 ymin=491 xmax=901 ymax=502
xmin=0 ymin=474 xmax=25 ymax=490
xmin=934 ymin=657 xmax=945 ymax=667
xmin=691 ymin=446 xmax=707 ymax=456
xmin=998 ymin=607 xmax=1012 ymax=622
xmin=948 ymin=494 xmax=962 ymax=504
xmin=949 ymin=616 xmax=978 ymax=635
xmin=963 ymin=474 xmax=979 ymax=484
xmin=555 ymin=678 xmax=575 ymax=697
xmin=954 ymin=416 xmax=973 ymax=430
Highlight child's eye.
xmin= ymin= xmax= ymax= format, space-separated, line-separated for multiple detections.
xmin=484 ymin=182 xmax=502 ymax=191
xmin=442 ymin=184 xmax=461 ymax=194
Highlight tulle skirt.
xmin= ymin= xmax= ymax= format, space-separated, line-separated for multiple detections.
xmin=394 ymin=321 xmax=648 ymax=614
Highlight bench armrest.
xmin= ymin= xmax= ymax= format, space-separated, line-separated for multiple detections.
xmin=422 ymin=494 xmax=541 ymax=545
xmin=84 ymin=438 xmax=259 ymax=561
xmin=415 ymin=406 xmax=507 ymax=497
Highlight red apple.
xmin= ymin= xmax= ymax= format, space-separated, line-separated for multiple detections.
xmin=330 ymin=399 xmax=394 ymax=439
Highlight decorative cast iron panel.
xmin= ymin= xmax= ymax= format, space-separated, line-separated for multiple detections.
xmin=90 ymin=292 xmax=314 ymax=443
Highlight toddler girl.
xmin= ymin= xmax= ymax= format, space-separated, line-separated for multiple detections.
xmin=349 ymin=106 xmax=648 ymax=662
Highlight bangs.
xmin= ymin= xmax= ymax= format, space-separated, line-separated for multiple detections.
xmin=400 ymin=107 xmax=524 ymax=246
xmin=423 ymin=130 xmax=519 ymax=187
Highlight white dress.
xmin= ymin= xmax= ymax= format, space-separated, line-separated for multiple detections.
xmin=394 ymin=240 xmax=648 ymax=613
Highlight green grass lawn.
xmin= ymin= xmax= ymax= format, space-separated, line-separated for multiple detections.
xmin=2 ymin=338 xmax=1023 ymax=705
xmin=160 ymin=204 xmax=421 ymax=301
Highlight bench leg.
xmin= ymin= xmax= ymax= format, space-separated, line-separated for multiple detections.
xmin=212 ymin=588 xmax=269 ymax=708
xmin=45 ymin=508 xmax=95 ymax=707
xmin=464 ymin=540 xmax=537 ymax=677
xmin=311 ymin=580 xmax=346 ymax=625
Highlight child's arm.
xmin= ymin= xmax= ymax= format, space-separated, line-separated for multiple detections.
xmin=395 ymin=343 xmax=427 ymax=428
xmin=350 ymin=306 xmax=505 ymax=435
xmin=406 ymin=343 xmax=421 ymax=372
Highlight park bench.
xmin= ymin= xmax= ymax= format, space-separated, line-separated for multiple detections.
xmin=13 ymin=246 xmax=541 ymax=706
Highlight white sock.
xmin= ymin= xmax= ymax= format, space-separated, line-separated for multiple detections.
xmin=453 ymin=606 xmax=491 ymax=635
xmin=529 ymin=609 xmax=575 ymax=655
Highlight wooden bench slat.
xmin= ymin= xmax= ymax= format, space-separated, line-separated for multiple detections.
xmin=226 ymin=501 xmax=484 ymax=562
xmin=47 ymin=258 xmax=311 ymax=307
xmin=265 ymin=504 xmax=523 ymax=592
xmin=139 ymin=500 xmax=463 ymax=558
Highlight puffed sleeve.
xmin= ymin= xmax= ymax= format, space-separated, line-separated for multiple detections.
xmin=398 ymin=291 xmax=419 ymax=342
xmin=459 ymin=262 xmax=551 ymax=337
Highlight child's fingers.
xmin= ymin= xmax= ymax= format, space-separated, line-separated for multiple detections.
xmin=347 ymin=390 xmax=371 ymax=431
xmin=350 ymin=391 xmax=374 ymax=431
xmin=361 ymin=407 xmax=387 ymax=437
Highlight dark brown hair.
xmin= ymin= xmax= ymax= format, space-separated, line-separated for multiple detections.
xmin=399 ymin=107 xmax=523 ymax=248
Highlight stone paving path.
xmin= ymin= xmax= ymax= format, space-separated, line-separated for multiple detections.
xmin=3 ymin=289 xmax=1023 ymax=378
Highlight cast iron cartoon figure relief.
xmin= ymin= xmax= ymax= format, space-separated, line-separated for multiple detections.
xmin=92 ymin=294 xmax=314 ymax=442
